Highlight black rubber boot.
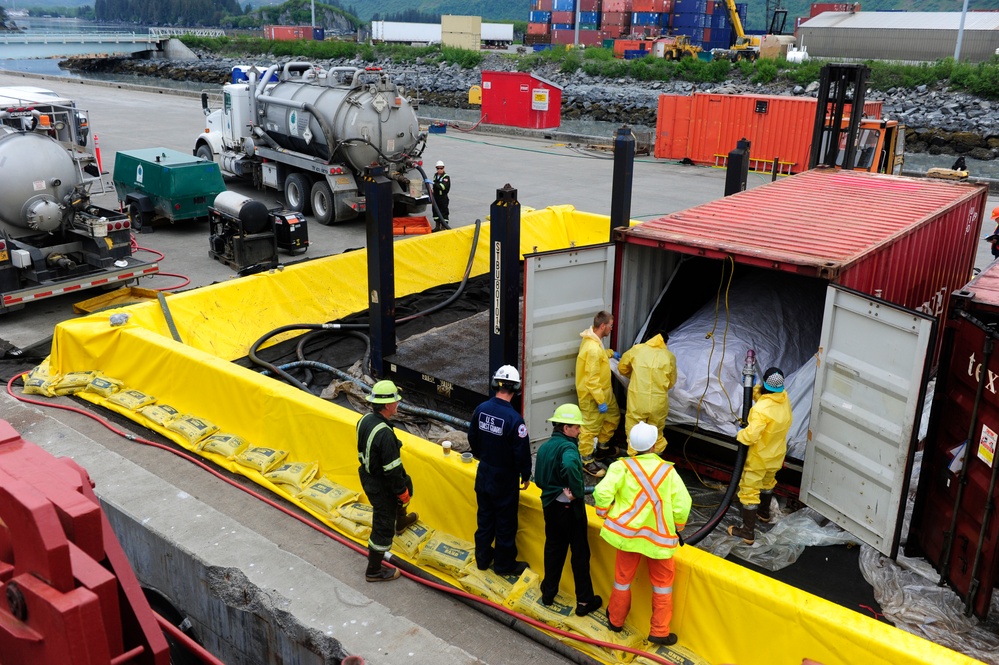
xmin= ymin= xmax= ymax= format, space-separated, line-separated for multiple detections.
xmin=648 ymin=633 xmax=678 ymax=646
xmin=758 ymin=491 xmax=774 ymax=523
xmin=365 ymin=548 xmax=400 ymax=582
xmin=395 ymin=504 xmax=419 ymax=535
xmin=727 ymin=504 xmax=758 ymax=544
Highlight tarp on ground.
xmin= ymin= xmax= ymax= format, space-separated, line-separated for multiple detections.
xmin=43 ymin=205 xmax=975 ymax=665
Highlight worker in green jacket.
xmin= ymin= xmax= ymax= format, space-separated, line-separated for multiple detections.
xmin=533 ymin=403 xmax=601 ymax=616
xmin=357 ymin=379 xmax=419 ymax=582
xmin=594 ymin=422 xmax=691 ymax=646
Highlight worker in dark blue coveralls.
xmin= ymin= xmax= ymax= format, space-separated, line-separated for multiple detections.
xmin=357 ymin=379 xmax=419 ymax=582
xmin=469 ymin=364 xmax=532 ymax=576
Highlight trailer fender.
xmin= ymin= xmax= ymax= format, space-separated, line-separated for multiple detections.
xmin=124 ymin=193 xmax=154 ymax=233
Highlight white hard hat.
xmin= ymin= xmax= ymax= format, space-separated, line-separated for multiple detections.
xmin=435 ymin=160 xmax=445 ymax=168
xmin=491 ymin=364 xmax=521 ymax=391
xmin=629 ymin=422 xmax=657 ymax=452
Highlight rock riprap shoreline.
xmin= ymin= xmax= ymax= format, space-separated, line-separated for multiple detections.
xmin=60 ymin=51 xmax=999 ymax=161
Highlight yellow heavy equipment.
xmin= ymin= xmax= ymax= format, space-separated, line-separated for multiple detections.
xmin=711 ymin=0 xmax=761 ymax=61
xmin=651 ymin=35 xmax=702 ymax=60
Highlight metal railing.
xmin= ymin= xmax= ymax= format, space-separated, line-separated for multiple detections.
xmin=0 ymin=32 xmax=161 ymax=44
xmin=149 ymin=27 xmax=226 ymax=38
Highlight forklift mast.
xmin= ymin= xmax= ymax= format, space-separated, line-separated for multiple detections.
xmin=808 ymin=63 xmax=870 ymax=171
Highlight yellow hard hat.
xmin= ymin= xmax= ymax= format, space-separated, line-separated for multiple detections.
xmin=367 ymin=379 xmax=401 ymax=404
xmin=548 ymin=403 xmax=583 ymax=425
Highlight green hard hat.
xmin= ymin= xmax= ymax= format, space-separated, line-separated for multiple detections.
xmin=548 ymin=403 xmax=583 ymax=425
xmin=367 ymin=379 xmax=402 ymax=404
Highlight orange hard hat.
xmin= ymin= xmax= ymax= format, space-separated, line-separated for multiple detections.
xmin=992 ymin=206 xmax=999 ymax=218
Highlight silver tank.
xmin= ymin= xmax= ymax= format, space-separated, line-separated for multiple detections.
xmin=257 ymin=68 xmax=421 ymax=172
xmin=0 ymin=127 xmax=81 ymax=237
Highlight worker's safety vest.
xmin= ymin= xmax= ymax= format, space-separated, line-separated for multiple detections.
xmin=594 ymin=456 xmax=688 ymax=559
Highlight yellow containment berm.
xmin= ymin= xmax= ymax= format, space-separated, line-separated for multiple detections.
xmin=29 ymin=205 xmax=975 ymax=665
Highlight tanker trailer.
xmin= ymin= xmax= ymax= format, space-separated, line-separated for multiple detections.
xmin=0 ymin=125 xmax=158 ymax=313
xmin=194 ymin=63 xmax=430 ymax=226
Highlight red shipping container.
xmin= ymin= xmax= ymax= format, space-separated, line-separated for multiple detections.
xmin=620 ymin=168 xmax=986 ymax=366
xmin=480 ymin=71 xmax=562 ymax=129
xmin=702 ymin=26 xmax=711 ymax=40
xmin=811 ymin=2 xmax=859 ymax=16
xmin=551 ymin=29 xmax=576 ymax=44
xmin=524 ymin=34 xmax=552 ymax=45
xmin=633 ymin=0 xmax=655 ymax=10
xmin=532 ymin=0 xmax=555 ymax=9
xmin=552 ymin=11 xmax=576 ymax=22
xmin=603 ymin=0 xmax=630 ymax=12
xmin=601 ymin=11 xmax=631 ymax=25
xmin=655 ymin=92 xmax=883 ymax=174
xmin=577 ymin=30 xmax=604 ymax=46
xmin=527 ymin=22 xmax=552 ymax=35
xmin=601 ymin=26 xmax=627 ymax=37
xmin=613 ymin=168 xmax=985 ymax=535
xmin=912 ymin=262 xmax=999 ymax=619
xmin=579 ymin=0 xmax=601 ymax=10
xmin=264 ymin=25 xmax=312 ymax=41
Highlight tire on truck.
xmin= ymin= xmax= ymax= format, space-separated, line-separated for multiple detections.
xmin=284 ymin=172 xmax=312 ymax=215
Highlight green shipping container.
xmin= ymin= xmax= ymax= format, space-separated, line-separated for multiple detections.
xmin=113 ymin=147 xmax=226 ymax=230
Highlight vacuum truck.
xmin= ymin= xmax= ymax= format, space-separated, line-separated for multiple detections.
xmin=0 ymin=119 xmax=158 ymax=314
xmin=194 ymin=63 xmax=431 ymax=226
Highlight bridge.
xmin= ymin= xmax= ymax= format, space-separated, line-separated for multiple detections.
xmin=0 ymin=29 xmax=225 ymax=58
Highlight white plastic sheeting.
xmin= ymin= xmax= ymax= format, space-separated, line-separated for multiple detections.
xmin=664 ymin=272 xmax=825 ymax=460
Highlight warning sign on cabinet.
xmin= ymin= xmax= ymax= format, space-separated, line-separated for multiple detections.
xmin=531 ymin=88 xmax=549 ymax=111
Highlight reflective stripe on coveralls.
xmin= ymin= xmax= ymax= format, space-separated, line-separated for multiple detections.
xmin=358 ymin=422 xmax=391 ymax=473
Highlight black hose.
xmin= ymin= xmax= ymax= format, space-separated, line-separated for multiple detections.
xmin=248 ymin=219 xmax=481 ymax=386
xmin=682 ymin=352 xmax=755 ymax=546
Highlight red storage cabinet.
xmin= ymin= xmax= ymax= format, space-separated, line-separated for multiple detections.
xmin=480 ymin=71 xmax=563 ymax=130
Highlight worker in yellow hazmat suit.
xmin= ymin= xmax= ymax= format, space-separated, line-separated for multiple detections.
xmin=727 ymin=367 xmax=792 ymax=545
xmin=617 ymin=332 xmax=677 ymax=456
xmin=575 ymin=310 xmax=621 ymax=478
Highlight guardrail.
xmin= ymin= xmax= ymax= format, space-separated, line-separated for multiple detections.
xmin=148 ymin=28 xmax=226 ymax=37
xmin=0 ymin=32 xmax=161 ymax=44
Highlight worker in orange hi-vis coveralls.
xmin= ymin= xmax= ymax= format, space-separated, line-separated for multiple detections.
xmin=593 ymin=422 xmax=691 ymax=647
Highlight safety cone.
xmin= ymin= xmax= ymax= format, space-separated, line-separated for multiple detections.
xmin=93 ymin=133 xmax=103 ymax=173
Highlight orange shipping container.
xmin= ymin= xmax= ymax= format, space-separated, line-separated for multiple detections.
xmin=655 ymin=93 xmax=885 ymax=174
xmin=527 ymin=22 xmax=551 ymax=35
xmin=603 ymin=0 xmax=630 ymax=12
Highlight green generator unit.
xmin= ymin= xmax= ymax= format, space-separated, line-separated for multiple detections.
xmin=113 ymin=147 xmax=226 ymax=232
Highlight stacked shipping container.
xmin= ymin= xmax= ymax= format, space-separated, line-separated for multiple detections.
xmin=525 ymin=0 xmax=745 ymax=52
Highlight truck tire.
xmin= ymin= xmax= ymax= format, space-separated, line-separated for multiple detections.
xmin=311 ymin=180 xmax=336 ymax=226
xmin=195 ymin=143 xmax=213 ymax=162
xmin=284 ymin=173 xmax=312 ymax=215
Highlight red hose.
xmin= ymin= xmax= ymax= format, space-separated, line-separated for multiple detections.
xmin=5 ymin=375 xmax=677 ymax=665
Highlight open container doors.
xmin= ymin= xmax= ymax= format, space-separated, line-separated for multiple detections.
xmin=523 ymin=239 xmax=935 ymax=557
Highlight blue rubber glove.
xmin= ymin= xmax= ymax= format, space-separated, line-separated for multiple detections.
xmin=598 ymin=402 xmax=609 ymax=414
xmin=612 ymin=351 xmax=621 ymax=361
